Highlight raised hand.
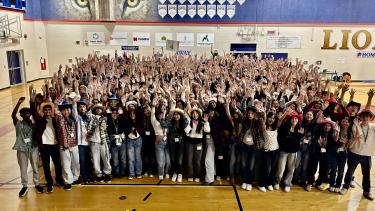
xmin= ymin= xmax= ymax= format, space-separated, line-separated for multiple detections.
xmin=368 ymin=88 xmax=374 ymax=98
xmin=349 ymin=88 xmax=356 ymax=97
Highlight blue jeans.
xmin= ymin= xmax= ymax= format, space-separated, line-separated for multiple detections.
xmin=155 ymin=138 xmax=171 ymax=177
xmin=343 ymin=151 xmax=372 ymax=193
xmin=328 ymin=150 xmax=347 ymax=188
xmin=127 ymin=137 xmax=143 ymax=177
xmin=264 ymin=150 xmax=279 ymax=186
xmin=229 ymin=141 xmax=241 ymax=179
xmin=111 ymin=141 xmax=127 ymax=177
xmin=293 ymin=144 xmax=310 ymax=184
xmin=79 ymin=145 xmax=93 ymax=181
xmin=240 ymin=144 xmax=257 ymax=184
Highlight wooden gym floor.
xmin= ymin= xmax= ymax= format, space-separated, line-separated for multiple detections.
xmin=0 ymin=80 xmax=374 ymax=211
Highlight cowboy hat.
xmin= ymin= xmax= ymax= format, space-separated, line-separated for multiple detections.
xmin=92 ymin=103 xmax=104 ymax=112
xmin=319 ymin=117 xmax=336 ymax=127
xmin=58 ymin=100 xmax=72 ymax=110
xmin=125 ymin=100 xmax=138 ymax=108
xmin=286 ymin=111 xmax=303 ymax=122
xmin=39 ymin=102 xmax=55 ymax=117
xmin=108 ymin=94 xmax=119 ymax=101
xmin=358 ymin=109 xmax=375 ymax=121
xmin=77 ymin=99 xmax=87 ymax=106
xmin=189 ymin=107 xmax=203 ymax=116
xmin=170 ymin=108 xmax=185 ymax=116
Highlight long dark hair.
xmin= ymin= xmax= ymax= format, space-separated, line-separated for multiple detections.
xmin=190 ymin=116 xmax=203 ymax=133
xmin=266 ymin=112 xmax=277 ymax=131
xmin=171 ymin=112 xmax=186 ymax=131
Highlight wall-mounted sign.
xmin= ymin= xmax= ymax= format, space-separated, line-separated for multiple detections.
xmin=177 ymin=33 xmax=194 ymax=47
xmin=266 ymin=36 xmax=301 ymax=49
xmin=121 ymin=46 xmax=139 ymax=51
xmin=322 ymin=29 xmax=375 ymax=50
xmin=132 ymin=32 xmax=151 ymax=46
xmin=197 ymin=33 xmax=214 ymax=47
xmin=155 ymin=32 xmax=173 ymax=47
xmin=357 ymin=51 xmax=375 ymax=58
xmin=110 ymin=32 xmax=128 ymax=46
xmin=176 ymin=50 xmax=192 ymax=56
xmin=87 ymin=32 xmax=105 ymax=46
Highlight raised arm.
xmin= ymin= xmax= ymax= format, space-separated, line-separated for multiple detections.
xmin=365 ymin=89 xmax=374 ymax=110
xmin=12 ymin=97 xmax=25 ymax=126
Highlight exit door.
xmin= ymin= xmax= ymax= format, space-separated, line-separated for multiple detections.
xmin=7 ymin=50 xmax=25 ymax=85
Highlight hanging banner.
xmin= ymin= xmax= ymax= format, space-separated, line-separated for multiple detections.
xmin=110 ymin=32 xmax=128 ymax=46
xmin=217 ymin=5 xmax=226 ymax=18
xmin=188 ymin=5 xmax=197 ymax=18
xmin=207 ymin=5 xmax=216 ymax=19
xmin=178 ymin=5 xmax=187 ymax=18
xmin=227 ymin=5 xmax=236 ymax=18
xmin=197 ymin=5 xmax=206 ymax=18
xmin=168 ymin=4 xmax=177 ymax=18
xmin=155 ymin=32 xmax=173 ymax=47
xmin=87 ymin=32 xmax=105 ymax=46
xmin=132 ymin=32 xmax=151 ymax=46
xmin=177 ymin=33 xmax=195 ymax=47
xmin=158 ymin=5 xmax=167 ymax=18
xmin=197 ymin=33 xmax=214 ymax=47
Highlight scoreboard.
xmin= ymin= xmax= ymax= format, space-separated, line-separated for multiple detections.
xmin=0 ymin=0 xmax=26 ymax=11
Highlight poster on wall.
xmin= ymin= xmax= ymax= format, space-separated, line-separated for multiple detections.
xmin=177 ymin=33 xmax=195 ymax=47
xmin=155 ymin=32 xmax=173 ymax=47
xmin=110 ymin=32 xmax=128 ymax=45
xmin=197 ymin=33 xmax=214 ymax=47
xmin=132 ymin=32 xmax=151 ymax=46
xmin=166 ymin=40 xmax=180 ymax=51
xmin=87 ymin=32 xmax=105 ymax=46
xmin=266 ymin=36 xmax=301 ymax=49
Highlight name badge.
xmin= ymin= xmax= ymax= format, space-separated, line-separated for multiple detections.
xmin=163 ymin=136 xmax=167 ymax=141
xmin=145 ymin=131 xmax=150 ymax=136
xmin=174 ymin=138 xmax=180 ymax=143
xmin=24 ymin=138 xmax=31 ymax=143
xmin=206 ymin=135 xmax=211 ymax=139
xmin=337 ymin=148 xmax=345 ymax=152
xmin=218 ymin=155 xmax=224 ymax=160
xmin=70 ymin=133 xmax=75 ymax=138
xmin=197 ymin=146 xmax=202 ymax=151
xmin=303 ymin=139 xmax=309 ymax=144
xmin=321 ymin=148 xmax=326 ymax=153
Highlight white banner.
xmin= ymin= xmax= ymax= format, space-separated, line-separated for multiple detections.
xmin=132 ymin=32 xmax=151 ymax=46
xmin=188 ymin=5 xmax=197 ymax=18
xmin=266 ymin=36 xmax=302 ymax=49
xmin=197 ymin=33 xmax=214 ymax=47
xmin=110 ymin=32 xmax=128 ymax=46
xmin=168 ymin=4 xmax=177 ymax=18
xmin=177 ymin=33 xmax=195 ymax=47
xmin=178 ymin=5 xmax=187 ymax=18
xmin=158 ymin=5 xmax=168 ymax=18
xmin=217 ymin=5 xmax=226 ymax=18
xmin=207 ymin=5 xmax=216 ymax=18
xmin=227 ymin=5 xmax=236 ymax=18
xmin=197 ymin=5 xmax=206 ymax=18
xmin=155 ymin=32 xmax=173 ymax=47
xmin=87 ymin=32 xmax=105 ymax=46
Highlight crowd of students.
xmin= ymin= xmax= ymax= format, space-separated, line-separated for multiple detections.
xmin=11 ymin=52 xmax=374 ymax=201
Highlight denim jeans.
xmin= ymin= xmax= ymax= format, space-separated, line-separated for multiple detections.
xmin=111 ymin=141 xmax=127 ymax=177
xmin=60 ymin=146 xmax=80 ymax=185
xmin=155 ymin=138 xmax=171 ymax=177
xmin=275 ymin=151 xmax=297 ymax=187
xmin=186 ymin=141 xmax=203 ymax=179
xmin=90 ymin=142 xmax=112 ymax=177
xmin=264 ymin=150 xmax=279 ymax=186
xmin=169 ymin=136 xmax=185 ymax=174
xmin=79 ymin=145 xmax=93 ymax=180
xmin=40 ymin=144 xmax=64 ymax=186
xmin=127 ymin=137 xmax=143 ymax=177
xmin=307 ymin=151 xmax=328 ymax=186
xmin=343 ymin=151 xmax=372 ymax=193
xmin=240 ymin=144 xmax=257 ymax=184
xmin=328 ymin=150 xmax=347 ymax=188
xmin=229 ymin=141 xmax=241 ymax=179
xmin=142 ymin=134 xmax=156 ymax=175
xmin=293 ymin=144 xmax=310 ymax=184
xmin=205 ymin=135 xmax=215 ymax=183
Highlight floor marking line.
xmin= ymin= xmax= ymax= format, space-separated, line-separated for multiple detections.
xmin=142 ymin=192 xmax=152 ymax=201
xmin=232 ymin=185 xmax=243 ymax=211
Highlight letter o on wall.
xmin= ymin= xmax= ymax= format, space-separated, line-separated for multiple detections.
xmin=352 ymin=30 xmax=372 ymax=50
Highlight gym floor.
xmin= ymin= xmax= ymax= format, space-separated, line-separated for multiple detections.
xmin=0 ymin=80 xmax=374 ymax=211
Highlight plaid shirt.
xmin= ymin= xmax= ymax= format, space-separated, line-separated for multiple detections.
xmin=87 ymin=114 xmax=110 ymax=144
xmin=55 ymin=112 xmax=78 ymax=149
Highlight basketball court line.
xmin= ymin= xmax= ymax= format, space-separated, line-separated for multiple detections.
xmin=233 ymin=185 xmax=244 ymax=211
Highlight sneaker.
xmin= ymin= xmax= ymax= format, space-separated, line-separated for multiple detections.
xmin=334 ymin=187 xmax=340 ymax=193
xmin=274 ymin=184 xmax=280 ymax=190
xmin=258 ymin=186 xmax=267 ymax=192
xmin=35 ymin=185 xmax=44 ymax=193
xmin=284 ymin=186 xmax=291 ymax=193
xmin=245 ymin=184 xmax=252 ymax=191
xmin=97 ymin=176 xmax=104 ymax=183
xmin=47 ymin=185 xmax=54 ymax=193
xmin=350 ymin=180 xmax=356 ymax=188
xmin=149 ymin=174 xmax=154 ymax=178
xmin=363 ymin=192 xmax=374 ymax=201
xmin=241 ymin=183 xmax=247 ymax=190
xmin=136 ymin=175 xmax=143 ymax=179
xmin=104 ymin=175 xmax=112 ymax=183
xmin=63 ymin=184 xmax=72 ymax=191
xmin=216 ymin=176 xmax=221 ymax=181
xmin=144 ymin=173 xmax=148 ymax=177
xmin=187 ymin=178 xmax=194 ymax=182
xmin=305 ymin=184 xmax=312 ymax=192
xmin=194 ymin=178 xmax=200 ymax=183
xmin=171 ymin=174 xmax=177 ymax=182
xmin=317 ymin=184 xmax=329 ymax=191
xmin=18 ymin=187 xmax=28 ymax=197
xmin=329 ymin=186 xmax=335 ymax=192
xmin=165 ymin=174 xmax=170 ymax=179
xmin=339 ymin=188 xmax=348 ymax=195
xmin=73 ymin=180 xmax=81 ymax=185
xmin=128 ymin=176 xmax=134 ymax=180
xmin=159 ymin=175 xmax=164 ymax=180
xmin=177 ymin=174 xmax=183 ymax=183
xmin=267 ymin=185 xmax=274 ymax=191
xmin=226 ymin=177 xmax=230 ymax=181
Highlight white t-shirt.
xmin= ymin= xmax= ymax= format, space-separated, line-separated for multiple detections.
xmin=350 ymin=124 xmax=375 ymax=156
xmin=80 ymin=118 xmax=88 ymax=146
xmin=42 ymin=118 xmax=57 ymax=145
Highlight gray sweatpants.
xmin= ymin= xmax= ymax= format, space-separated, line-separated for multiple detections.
xmin=275 ymin=151 xmax=297 ymax=187
xmin=205 ymin=135 xmax=215 ymax=183
xmin=17 ymin=148 xmax=40 ymax=187
xmin=60 ymin=146 xmax=80 ymax=185
xmin=90 ymin=142 xmax=111 ymax=177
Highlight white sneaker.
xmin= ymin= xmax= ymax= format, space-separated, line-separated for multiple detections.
xmin=340 ymin=188 xmax=348 ymax=195
xmin=128 ymin=177 xmax=134 ymax=180
xmin=144 ymin=173 xmax=148 ymax=177
xmin=158 ymin=175 xmax=164 ymax=180
xmin=334 ymin=187 xmax=340 ymax=193
xmin=274 ymin=184 xmax=280 ymax=190
xmin=136 ymin=175 xmax=143 ymax=179
xmin=245 ymin=184 xmax=252 ymax=191
xmin=241 ymin=183 xmax=247 ymax=190
xmin=267 ymin=185 xmax=274 ymax=191
xmin=188 ymin=178 xmax=194 ymax=182
xmin=284 ymin=186 xmax=291 ymax=193
xmin=258 ymin=187 xmax=267 ymax=192
xmin=329 ymin=186 xmax=335 ymax=192
xmin=305 ymin=184 xmax=312 ymax=192
xmin=350 ymin=180 xmax=356 ymax=188
xmin=194 ymin=178 xmax=200 ymax=183
xmin=226 ymin=177 xmax=230 ymax=181
xmin=165 ymin=174 xmax=170 ymax=179
xmin=149 ymin=174 xmax=154 ymax=178
xmin=216 ymin=176 xmax=221 ymax=181
xmin=317 ymin=184 xmax=329 ymax=191
xmin=177 ymin=174 xmax=183 ymax=183
xmin=171 ymin=174 xmax=177 ymax=182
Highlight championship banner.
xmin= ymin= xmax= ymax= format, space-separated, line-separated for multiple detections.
xmin=197 ymin=5 xmax=206 ymax=18
xmin=87 ymin=32 xmax=105 ymax=46
xmin=217 ymin=5 xmax=226 ymax=18
xmin=155 ymin=32 xmax=173 ymax=47
xmin=197 ymin=33 xmax=214 ymax=47
xmin=178 ymin=5 xmax=187 ymax=18
xmin=158 ymin=5 xmax=168 ymax=18
xmin=207 ymin=5 xmax=216 ymax=19
xmin=227 ymin=5 xmax=236 ymax=18
xmin=168 ymin=4 xmax=177 ymax=18
xmin=188 ymin=5 xmax=197 ymax=18
xmin=110 ymin=32 xmax=128 ymax=46
xmin=132 ymin=32 xmax=151 ymax=46
xmin=169 ymin=0 xmax=177 ymax=4
xmin=177 ymin=33 xmax=195 ymax=47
